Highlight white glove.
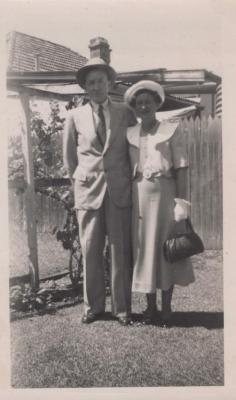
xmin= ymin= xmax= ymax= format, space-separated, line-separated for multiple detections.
xmin=174 ymin=198 xmax=191 ymax=222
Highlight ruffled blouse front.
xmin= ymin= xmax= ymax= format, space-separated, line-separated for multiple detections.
xmin=127 ymin=120 xmax=188 ymax=179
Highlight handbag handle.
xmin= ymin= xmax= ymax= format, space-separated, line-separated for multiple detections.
xmin=170 ymin=218 xmax=194 ymax=237
xmin=185 ymin=217 xmax=194 ymax=233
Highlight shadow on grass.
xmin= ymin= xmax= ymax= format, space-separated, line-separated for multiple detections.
xmin=90 ymin=311 xmax=223 ymax=330
xmin=11 ymin=302 xmax=223 ymax=330
xmin=60 ymin=310 xmax=223 ymax=330
xmin=131 ymin=311 xmax=224 ymax=330
xmin=10 ymin=279 xmax=223 ymax=331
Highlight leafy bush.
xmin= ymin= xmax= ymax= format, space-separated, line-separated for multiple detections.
xmin=10 ymin=284 xmax=54 ymax=313
xmin=54 ymin=207 xmax=78 ymax=250
xmin=8 ymin=100 xmax=66 ymax=183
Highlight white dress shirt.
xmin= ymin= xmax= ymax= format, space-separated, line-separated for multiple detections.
xmin=90 ymin=98 xmax=111 ymax=132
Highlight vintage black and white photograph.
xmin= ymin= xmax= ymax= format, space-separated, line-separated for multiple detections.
xmin=2 ymin=0 xmax=236 ymax=397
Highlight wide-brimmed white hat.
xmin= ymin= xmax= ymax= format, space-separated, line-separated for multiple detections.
xmin=76 ymin=57 xmax=117 ymax=88
xmin=124 ymin=80 xmax=165 ymax=108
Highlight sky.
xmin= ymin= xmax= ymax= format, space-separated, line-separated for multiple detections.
xmin=1 ymin=0 xmax=226 ymax=76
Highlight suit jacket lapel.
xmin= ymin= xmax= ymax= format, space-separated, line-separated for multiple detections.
xmin=127 ymin=124 xmax=140 ymax=178
xmin=103 ymin=101 xmax=119 ymax=155
xmin=79 ymin=100 xmax=115 ymax=154
xmin=127 ymin=123 xmax=140 ymax=148
xmin=78 ymin=102 xmax=105 ymax=151
xmin=77 ymin=103 xmax=96 ymax=138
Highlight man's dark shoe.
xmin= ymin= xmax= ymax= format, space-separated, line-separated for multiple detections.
xmin=118 ymin=316 xmax=133 ymax=326
xmin=81 ymin=311 xmax=103 ymax=324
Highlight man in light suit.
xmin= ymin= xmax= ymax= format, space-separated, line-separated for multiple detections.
xmin=63 ymin=58 xmax=136 ymax=325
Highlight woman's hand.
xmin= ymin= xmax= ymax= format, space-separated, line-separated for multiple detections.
xmin=174 ymin=198 xmax=191 ymax=221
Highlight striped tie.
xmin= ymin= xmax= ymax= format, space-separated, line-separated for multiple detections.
xmin=97 ymin=104 xmax=106 ymax=146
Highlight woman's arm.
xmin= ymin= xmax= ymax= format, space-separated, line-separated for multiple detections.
xmin=175 ymin=166 xmax=188 ymax=200
xmin=170 ymin=125 xmax=191 ymax=220
xmin=174 ymin=167 xmax=190 ymax=221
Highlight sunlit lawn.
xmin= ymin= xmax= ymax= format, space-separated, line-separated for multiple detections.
xmin=10 ymin=250 xmax=223 ymax=388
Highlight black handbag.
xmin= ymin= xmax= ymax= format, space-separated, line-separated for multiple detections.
xmin=163 ymin=218 xmax=204 ymax=263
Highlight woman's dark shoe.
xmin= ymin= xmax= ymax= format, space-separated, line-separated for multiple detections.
xmin=159 ymin=319 xmax=172 ymax=328
xmin=141 ymin=308 xmax=158 ymax=325
xmin=159 ymin=312 xmax=172 ymax=328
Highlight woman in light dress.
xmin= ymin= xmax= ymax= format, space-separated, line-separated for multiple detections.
xmin=124 ymin=80 xmax=195 ymax=326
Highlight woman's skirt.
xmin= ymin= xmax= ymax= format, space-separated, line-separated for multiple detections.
xmin=131 ymin=175 xmax=195 ymax=293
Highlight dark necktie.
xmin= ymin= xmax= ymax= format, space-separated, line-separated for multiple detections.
xmin=97 ymin=104 xmax=106 ymax=146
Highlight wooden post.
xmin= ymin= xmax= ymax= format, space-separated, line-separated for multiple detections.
xmin=19 ymin=92 xmax=39 ymax=289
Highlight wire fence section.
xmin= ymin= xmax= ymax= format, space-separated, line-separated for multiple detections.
xmin=8 ymin=190 xmax=69 ymax=278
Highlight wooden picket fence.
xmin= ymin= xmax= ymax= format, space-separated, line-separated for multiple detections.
xmin=181 ymin=116 xmax=222 ymax=249
xmin=8 ymin=115 xmax=222 ymax=249
xmin=8 ymin=190 xmax=66 ymax=233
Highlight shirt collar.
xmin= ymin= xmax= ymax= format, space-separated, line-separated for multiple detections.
xmin=90 ymin=98 xmax=109 ymax=112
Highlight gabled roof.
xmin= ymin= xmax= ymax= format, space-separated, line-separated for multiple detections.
xmin=7 ymin=31 xmax=87 ymax=72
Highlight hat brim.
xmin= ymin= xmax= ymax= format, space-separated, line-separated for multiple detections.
xmin=76 ymin=64 xmax=116 ymax=88
xmin=124 ymin=80 xmax=165 ymax=109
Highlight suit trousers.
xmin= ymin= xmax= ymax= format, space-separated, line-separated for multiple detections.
xmin=77 ymin=191 xmax=132 ymax=317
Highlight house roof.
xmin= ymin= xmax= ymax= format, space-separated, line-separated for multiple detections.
xmin=6 ymin=31 xmax=214 ymax=116
xmin=7 ymin=31 xmax=87 ymax=72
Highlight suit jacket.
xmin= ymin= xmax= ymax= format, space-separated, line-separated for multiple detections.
xmin=63 ymin=100 xmax=135 ymax=210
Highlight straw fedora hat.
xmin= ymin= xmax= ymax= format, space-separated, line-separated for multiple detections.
xmin=124 ymin=80 xmax=165 ymax=108
xmin=76 ymin=57 xmax=117 ymax=88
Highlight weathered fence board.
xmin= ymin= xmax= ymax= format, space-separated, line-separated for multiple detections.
xmin=8 ymin=190 xmax=67 ymax=233
xmin=184 ymin=116 xmax=222 ymax=249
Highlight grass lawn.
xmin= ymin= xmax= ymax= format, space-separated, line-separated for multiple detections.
xmin=10 ymin=250 xmax=223 ymax=388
